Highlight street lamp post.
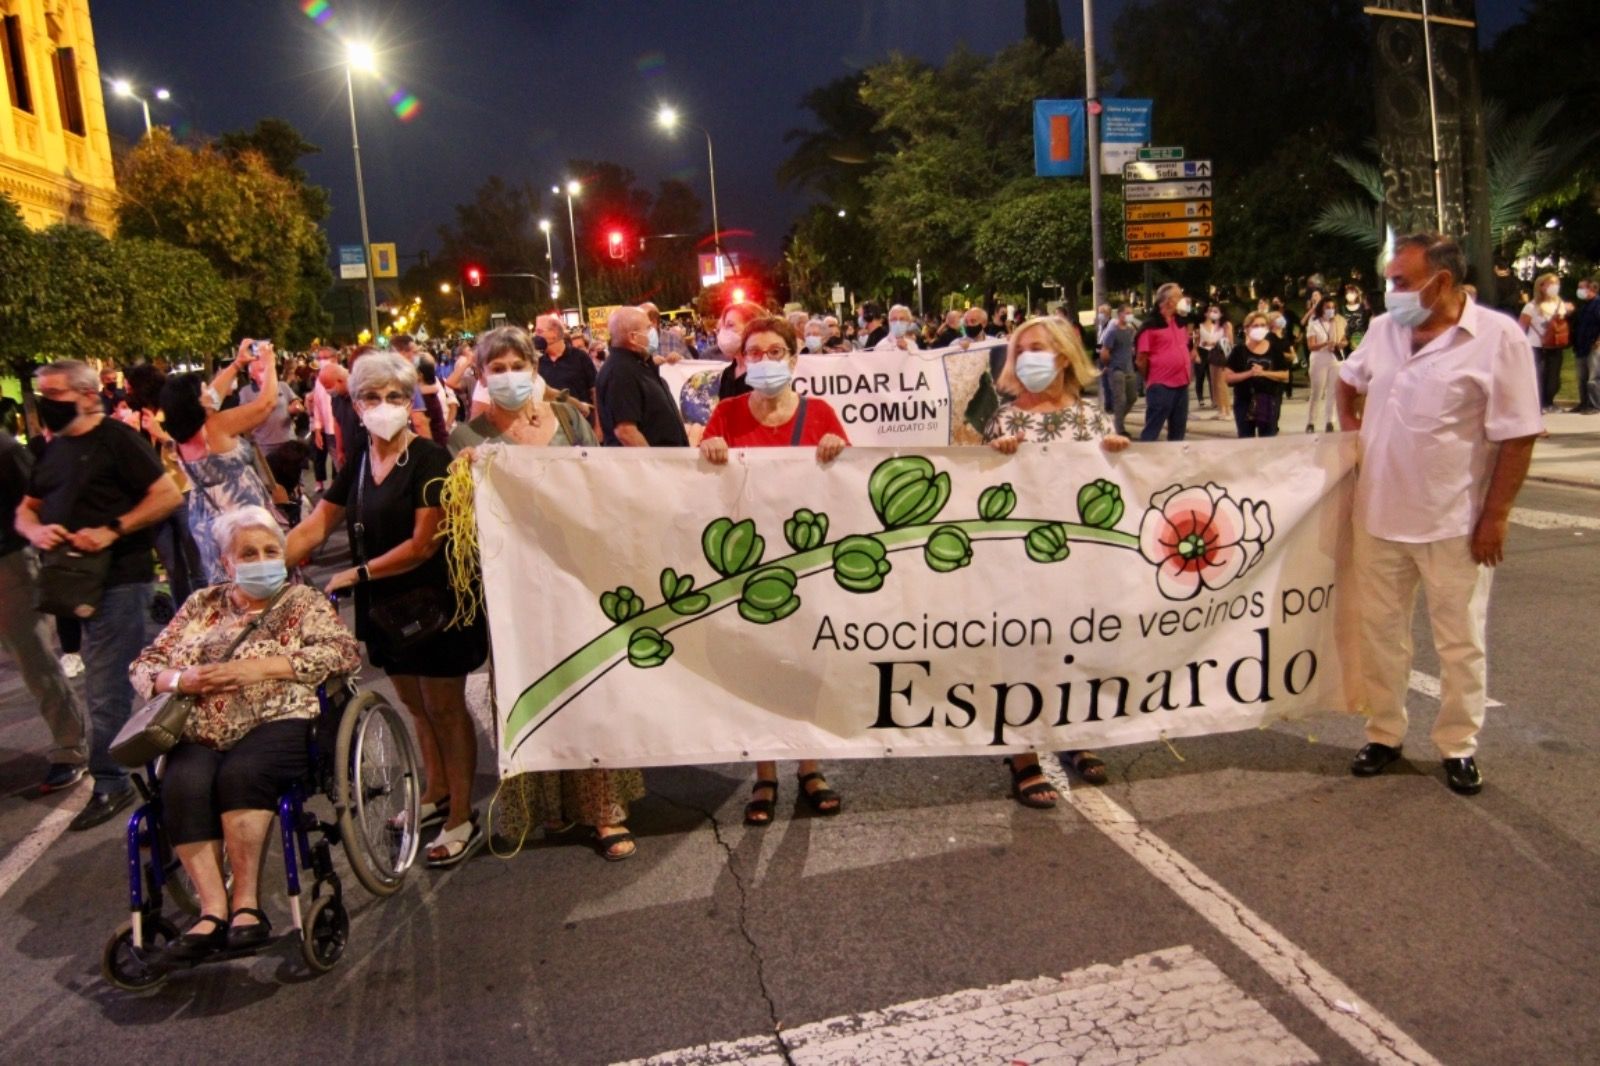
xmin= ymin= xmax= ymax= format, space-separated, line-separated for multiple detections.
xmin=343 ymin=43 xmax=380 ymax=339
xmin=110 ymin=79 xmax=168 ymax=135
xmin=538 ymin=218 xmax=557 ymax=307
xmin=655 ymin=106 xmax=723 ymax=271
xmin=553 ymin=182 xmax=584 ymax=324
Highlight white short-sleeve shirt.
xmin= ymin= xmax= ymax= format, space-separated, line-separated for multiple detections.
xmin=1339 ymin=298 xmax=1543 ymax=543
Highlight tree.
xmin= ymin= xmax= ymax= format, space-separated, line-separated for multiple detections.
xmin=113 ymin=238 xmax=235 ymax=362
xmin=31 ymin=223 xmax=124 ymax=364
xmin=116 ymin=130 xmax=324 ymax=344
xmin=218 ymin=118 xmax=335 ymax=346
xmin=974 ymin=182 xmax=1124 ymax=312
xmin=0 ymin=195 xmax=44 ymax=378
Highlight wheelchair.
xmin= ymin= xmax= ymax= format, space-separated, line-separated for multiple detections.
xmin=101 ymin=678 xmax=422 ymax=991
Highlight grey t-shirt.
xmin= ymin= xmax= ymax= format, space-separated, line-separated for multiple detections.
xmin=240 ymin=381 xmax=296 ymax=448
xmin=1098 ymin=323 xmax=1137 ymax=373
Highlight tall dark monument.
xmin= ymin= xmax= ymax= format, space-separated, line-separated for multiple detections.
xmin=1368 ymin=0 xmax=1494 ymax=294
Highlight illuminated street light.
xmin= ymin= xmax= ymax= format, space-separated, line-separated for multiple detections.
xmin=655 ymin=103 xmax=723 ymax=269
xmin=110 ymin=78 xmax=155 ymax=134
xmin=538 ymin=219 xmax=555 ymax=306
xmin=556 ymin=182 xmax=584 ymax=321
xmin=441 ymin=281 xmax=466 ymax=322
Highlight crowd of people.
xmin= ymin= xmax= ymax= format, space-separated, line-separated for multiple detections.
xmin=0 ymin=233 xmax=1565 ymax=968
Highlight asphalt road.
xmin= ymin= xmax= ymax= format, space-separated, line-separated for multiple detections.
xmin=0 ymin=480 xmax=1596 ymax=1064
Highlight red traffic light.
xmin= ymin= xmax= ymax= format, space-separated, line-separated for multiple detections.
xmin=466 ymin=267 xmax=482 ymax=287
xmin=731 ymin=286 xmax=747 ymax=303
xmin=607 ymin=231 xmax=625 ymax=260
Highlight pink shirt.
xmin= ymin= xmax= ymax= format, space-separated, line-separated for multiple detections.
xmin=1339 ymin=298 xmax=1543 ymax=542
xmin=1136 ymin=318 xmax=1193 ymax=388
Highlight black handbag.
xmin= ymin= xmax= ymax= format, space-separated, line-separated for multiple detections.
xmin=34 ymin=545 xmax=113 ymax=618
xmin=109 ymin=586 xmax=289 ymax=767
xmin=354 ymin=451 xmax=450 ymax=653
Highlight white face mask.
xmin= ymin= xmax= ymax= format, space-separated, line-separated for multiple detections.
xmin=1385 ymin=273 xmax=1440 ymax=329
xmin=486 ymin=369 xmax=535 ymax=410
xmin=1246 ymin=326 xmax=1269 ymax=343
xmin=889 ymin=320 xmax=911 ymax=338
xmin=1579 ymin=288 xmax=1593 ymax=301
xmin=745 ymin=359 xmax=792 ymax=397
xmin=1322 ymin=308 xmax=1336 ymax=320
xmin=1176 ymin=298 xmax=1193 ymax=316
xmin=1543 ymin=285 xmax=1560 ymax=299
xmin=1015 ymin=352 xmax=1059 ymax=394
xmin=717 ymin=327 xmax=742 ymax=359
xmin=361 ymin=404 xmax=410 ymax=442
xmin=804 ymin=334 xmax=823 ymax=352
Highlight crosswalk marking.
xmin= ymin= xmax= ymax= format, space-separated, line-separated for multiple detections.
xmin=1510 ymin=507 xmax=1600 ymax=531
xmin=0 ymin=791 xmax=88 ymax=903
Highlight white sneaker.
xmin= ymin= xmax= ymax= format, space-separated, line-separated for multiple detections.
xmin=60 ymin=653 xmax=83 ymax=678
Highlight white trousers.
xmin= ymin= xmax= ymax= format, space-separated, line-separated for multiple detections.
xmin=1352 ymin=527 xmax=1494 ymax=758
xmin=1307 ymin=350 xmax=1339 ymax=429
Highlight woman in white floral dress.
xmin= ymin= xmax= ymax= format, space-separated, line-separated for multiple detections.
xmin=981 ymin=316 xmax=1131 ymax=806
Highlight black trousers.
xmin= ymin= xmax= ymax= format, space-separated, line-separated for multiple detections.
xmin=163 ymin=719 xmax=309 ymax=845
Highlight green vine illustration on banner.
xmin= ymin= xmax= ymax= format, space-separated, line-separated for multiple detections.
xmin=504 ymin=456 xmax=1276 ymax=751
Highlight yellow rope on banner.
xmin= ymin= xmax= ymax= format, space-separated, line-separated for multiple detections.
xmin=429 ymin=451 xmax=487 ymax=628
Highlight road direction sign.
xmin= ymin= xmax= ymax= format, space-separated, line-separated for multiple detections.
xmin=1125 ymin=180 xmax=1214 ymax=201
xmin=1137 ymin=146 xmax=1185 ymax=161
xmin=1125 ymin=200 xmax=1213 ymax=222
xmin=1127 ymin=240 xmax=1212 ymax=262
xmin=1125 ymin=220 xmax=1214 ymax=242
xmin=1122 ymin=159 xmax=1213 ymax=181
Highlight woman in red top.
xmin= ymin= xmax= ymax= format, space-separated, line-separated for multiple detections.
xmin=700 ymin=315 xmax=849 ymax=826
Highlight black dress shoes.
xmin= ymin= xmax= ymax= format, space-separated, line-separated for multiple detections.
xmin=1443 ymin=757 xmax=1483 ymax=795
xmin=1351 ymin=742 xmax=1403 ymax=777
xmin=68 ymin=787 xmax=134 ymax=831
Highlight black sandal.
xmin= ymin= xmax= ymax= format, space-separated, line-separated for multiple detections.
xmin=226 ymin=907 xmax=272 ymax=950
xmin=744 ymin=779 xmax=778 ymax=827
xmin=1005 ymin=757 xmax=1058 ymax=810
xmin=796 ymin=771 xmax=842 ymax=816
xmin=1064 ymin=750 xmax=1109 ymax=786
xmin=160 ymin=914 xmax=230 ymax=962
xmin=592 ymin=828 xmax=636 ymax=861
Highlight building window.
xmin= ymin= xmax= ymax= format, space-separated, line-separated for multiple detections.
xmin=52 ymin=46 xmax=83 ymax=134
xmin=2 ymin=15 xmax=32 ymax=113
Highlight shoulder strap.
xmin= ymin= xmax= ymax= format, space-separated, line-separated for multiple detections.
xmin=789 ymin=396 xmax=809 ymax=447
xmin=212 ymin=584 xmax=291 ymax=664
xmin=551 ymin=400 xmax=585 ymax=446
xmin=351 ymin=451 xmax=369 ymax=567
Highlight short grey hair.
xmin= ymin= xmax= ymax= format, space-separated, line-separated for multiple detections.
xmin=475 ymin=325 xmax=537 ymax=366
xmin=786 ymin=310 xmax=810 ymax=333
xmin=1154 ymin=283 xmax=1183 ymax=312
xmin=888 ymin=304 xmax=913 ymax=319
xmin=348 ymin=352 xmax=417 ymax=400
xmin=804 ymin=317 xmax=827 ymax=334
xmin=35 ymin=359 xmax=98 ymax=392
xmin=1394 ymin=233 xmax=1468 ymax=287
xmin=214 ymin=505 xmax=285 ymax=556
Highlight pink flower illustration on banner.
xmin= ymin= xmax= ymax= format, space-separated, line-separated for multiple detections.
xmin=1139 ymin=483 xmax=1274 ymax=600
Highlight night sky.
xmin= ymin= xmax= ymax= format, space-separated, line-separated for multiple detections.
xmin=89 ymin=0 xmax=1529 ymax=272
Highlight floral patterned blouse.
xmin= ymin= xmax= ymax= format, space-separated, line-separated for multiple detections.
xmin=983 ymin=396 xmax=1116 ymax=444
xmin=130 ymin=584 xmax=361 ymax=751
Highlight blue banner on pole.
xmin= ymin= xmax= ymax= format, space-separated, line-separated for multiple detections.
xmin=338 ymin=244 xmax=367 ymax=280
xmin=1033 ymin=99 xmax=1086 ymax=177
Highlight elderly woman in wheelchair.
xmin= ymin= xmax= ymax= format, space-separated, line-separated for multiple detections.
xmin=127 ymin=505 xmax=360 ymax=963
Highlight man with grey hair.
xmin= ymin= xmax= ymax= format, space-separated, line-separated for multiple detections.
xmin=534 ymin=312 xmax=596 ymax=410
xmin=596 ymin=305 xmax=689 ymax=447
xmin=874 ymin=303 xmax=924 ymax=351
xmin=16 ymin=359 xmax=182 ymax=828
xmin=933 ymin=309 xmax=963 ymax=347
xmin=1135 ymin=282 xmax=1195 ymax=441
xmin=1337 ymin=233 xmax=1543 ymax=795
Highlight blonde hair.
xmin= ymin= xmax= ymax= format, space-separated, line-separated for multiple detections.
xmin=1535 ymin=272 xmax=1561 ymax=304
xmin=1241 ymin=311 xmax=1271 ymax=331
xmin=997 ymin=316 xmax=1099 ymax=395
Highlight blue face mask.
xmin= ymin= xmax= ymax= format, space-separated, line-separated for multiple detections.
xmin=745 ymin=359 xmax=793 ymax=397
xmin=889 ymin=320 xmax=911 ymax=338
xmin=487 ymin=369 xmax=535 ymax=410
xmin=1015 ymin=352 xmax=1060 ymax=394
xmin=234 ymin=559 xmax=287 ymax=600
xmin=647 ymin=327 xmax=660 ymax=355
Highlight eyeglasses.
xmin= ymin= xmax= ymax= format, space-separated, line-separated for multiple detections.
xmin=356 ymin=390 xmax=411 ymax=408
xmin=743 ymin=346 xmax=791 ymax=362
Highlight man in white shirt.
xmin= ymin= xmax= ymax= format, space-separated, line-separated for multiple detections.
xmin=1336 ymin=234 xmax=1543 ymax=795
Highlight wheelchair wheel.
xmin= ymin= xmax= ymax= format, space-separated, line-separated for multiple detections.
xmin=334 ymin=692 xmax=421 ymax=896
xmin=102 ymin=917 xmax=179 ymax=992
xmin=300 ymin=894 xmax=348 ymax=973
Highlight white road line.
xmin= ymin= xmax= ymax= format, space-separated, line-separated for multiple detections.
xmin=1042 ymin=761 xmax=1440 ymax=1066
xmin=1409 ymin=670 xmax=1503 ymax=708
xmin=0 ymin=790 xmax=89 ymax=903
xmin=1510 ymin=507 xmax=1600 ymax=531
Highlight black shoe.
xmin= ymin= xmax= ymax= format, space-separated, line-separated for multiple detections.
xmin=68 ymin=787 xmax=134 ymax=831
xmin=1443 ymin=757 xmax=1483 ymax=795
xmin=41 ymin=763 xmax=86 ymax=792
xmin=226 ymin=907 xmax=273 ymax=950
xmin=1351 ymin=742 xmax=1403 ymax=777
xmin=159 ymin=915 xmax=230 ymax=964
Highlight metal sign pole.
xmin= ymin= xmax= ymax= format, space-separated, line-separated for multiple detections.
xmin=1083 ymin=0 xmax=1106 ymax=314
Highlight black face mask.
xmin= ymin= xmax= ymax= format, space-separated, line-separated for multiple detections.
xmin=533 ymin=334 xmax=549 ymax=353
xmin=37 ymin=396 xmax=81 ymax=433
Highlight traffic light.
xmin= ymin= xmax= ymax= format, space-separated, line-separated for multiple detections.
xmin=731 ymin=287 xmax=747 ymax=304
xmin=466 ymin=266 xmax=482 ymax=287
xmin=608 ymin=231 xmax=624 ymax=260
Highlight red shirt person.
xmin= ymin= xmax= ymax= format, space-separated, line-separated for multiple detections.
xmin=699 ymin=314 xmax=848 ymax=827
xmin=1135 ymin=283 xmax=1196 ymax=442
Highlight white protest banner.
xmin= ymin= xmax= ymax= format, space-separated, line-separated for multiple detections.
xmin=476 ymin=436 xmax=1361 ymax=775
xmin=658 ymin=341 xmax=1011 ymax=447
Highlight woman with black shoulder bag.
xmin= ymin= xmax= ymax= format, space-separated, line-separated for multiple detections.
xmin=287 ymin=353 xmax=489 ymax=869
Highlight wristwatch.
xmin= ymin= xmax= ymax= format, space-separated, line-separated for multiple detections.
xmin=356 ymin=564 xmax=370 ymax=584
xmin=107 ymin=515 xmax=124 ymax=536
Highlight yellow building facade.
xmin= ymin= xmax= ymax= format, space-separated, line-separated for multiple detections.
xmin=0 ymin=0 xmax=116 ymax=232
